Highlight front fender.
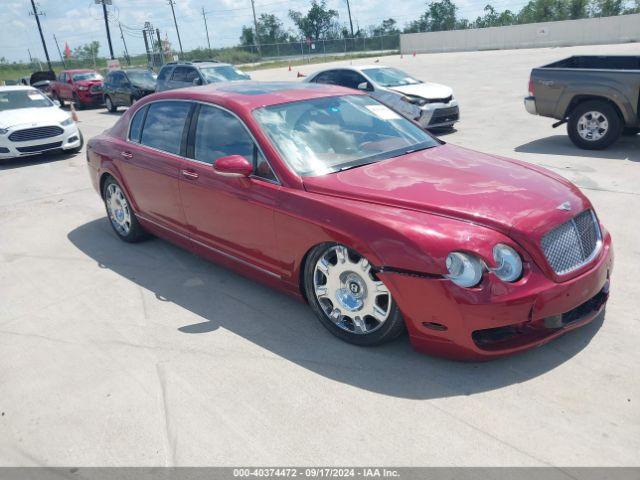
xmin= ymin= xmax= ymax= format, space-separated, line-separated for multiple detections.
xmin=274 ymin=189 xmax=520 ymax=287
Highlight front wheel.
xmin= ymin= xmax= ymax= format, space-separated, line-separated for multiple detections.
xmin=102 ymin=177 xmax=147 ymax=243
xmin=567 ymin=100 xmax=622 ymax=150
xmin=304 ymin=244 xmax=405 ymax=346
xmin=73 ymin=93 xmax=85 ymax=110
xmin=105 ymin=95 xmax=117 ymax=113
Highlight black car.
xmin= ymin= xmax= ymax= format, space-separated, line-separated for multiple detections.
xmin=103 ymin=69 xmax=156 ymax=112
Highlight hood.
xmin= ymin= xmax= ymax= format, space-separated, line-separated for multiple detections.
xmin=390 ymin=82 xmax=452 ymax=100
xmin=75 ymin=79 xmax=103 ymax=88
xmin=0 ymin=106 xmax=69 ymax=129
xmin=131 ymin=80 xmax=156 ymax=91
xmin=302 ymin=144 xmax=589 ymax=236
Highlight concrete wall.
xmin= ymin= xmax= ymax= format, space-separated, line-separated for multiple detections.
xmin=400 ymin=14 xmax=640 ymax=54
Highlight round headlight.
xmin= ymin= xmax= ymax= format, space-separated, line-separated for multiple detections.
xmin=492 ymin=244 xmax=523 ymax=282
xmin=445 ymin=252 xmax=483 ymax=288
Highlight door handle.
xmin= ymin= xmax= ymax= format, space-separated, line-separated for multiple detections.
xmin=120 ymin=151 xmax=133 ymax=159
xmin=181 ymin=169 xmax=199 ymax=179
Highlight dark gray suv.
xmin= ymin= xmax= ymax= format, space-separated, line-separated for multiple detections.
xmin=156 ymin=61 xmax=251 ymax=92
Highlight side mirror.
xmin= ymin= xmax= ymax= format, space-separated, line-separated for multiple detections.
xmin=53 ymin=99 xmax=61 ymax=107
xmin=358 ymin=81 xmax=372 ymax=91
xmin=213 ymin=155 xmax=253 ymax=178
xmin=192 ymin=77 xmax=203 ymax=86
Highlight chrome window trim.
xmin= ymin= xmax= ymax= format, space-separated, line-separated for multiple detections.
xmin=135 ymin=212 xmax=281 ymax=279
xmin=125 ymin=98 xmax=281 ymax=185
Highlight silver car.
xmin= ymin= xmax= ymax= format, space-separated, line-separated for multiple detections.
xmin=305 ymin=65 xmax=459 ymax=129
xmin=156 ymin=61 xmax=251 ymax=92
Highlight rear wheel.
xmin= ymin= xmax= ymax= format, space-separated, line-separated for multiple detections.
xmin=105 ymin=95 xmax=117 ymax=113
xmin=102 ymin=177 xmax=147 ymax=243
xmin=304 ymin=244 xmax=405 ymax=346
xmin=73 ymin=93 xmax=85 ymax=110
xmin=567 ymin=100 xmax=622 ymax=150
xmin=55 ymin=93 xmax=65 ymax=108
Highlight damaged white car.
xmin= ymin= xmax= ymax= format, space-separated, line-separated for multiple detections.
xmin=305 ymin=65 xmax=459 ymax=129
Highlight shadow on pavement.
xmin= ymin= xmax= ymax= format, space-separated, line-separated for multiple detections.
xmin=68 ymin=218 xmax=605 ymax=399
xmin=0 ymin=150 xmax=77 ymax=171
xmin=515 ymin=134 xmax=639 ymax=161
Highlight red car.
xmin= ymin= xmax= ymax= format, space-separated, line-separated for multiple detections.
xmin=51 ymin=69 xmax=104 ymax=109
xmin=86 ymin=82 xmax=613 ymax=360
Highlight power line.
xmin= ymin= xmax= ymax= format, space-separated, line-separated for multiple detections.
xmin=118 ymin=22 xmax=131 ymax=65
xmin=29 ymin=0 xmax=52 ymax=71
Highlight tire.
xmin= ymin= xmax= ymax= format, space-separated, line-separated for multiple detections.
xmin=55 ymin=93 xmax=65 ymax=108
xmin=105 ymin=95 xmax=117 ymax=113
xmin=303 ymin=243 xmax=405 ymax=346
xmin=102 ymin=176 xmax=148 ymax=243
xmin=623 ymin=127 xmax=640 ymax=136
xmin=73 ymin=93 xmax=85 ymax=110
xmin=567 ymin=100 xmax=622 ymax=150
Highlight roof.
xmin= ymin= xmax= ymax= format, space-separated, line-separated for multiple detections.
xmin=312 ymin=64 xmax=391 ymax=74
xmin=161 ymin=61 xmax=231 ymax=69
xmin=0 ymin=85 xmax=37 ymax=92
xmin=64 ymin=69 xmax=96 ymax=73
xmin=148 ymin=81 xmax=361 ymax=110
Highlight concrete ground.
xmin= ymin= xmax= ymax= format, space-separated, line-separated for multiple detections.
xmin=1 ymin=42 xmax=639 ymax=467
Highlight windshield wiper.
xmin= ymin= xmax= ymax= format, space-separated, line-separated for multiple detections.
xmin=337 ymin=161 xmax=378 ymax=172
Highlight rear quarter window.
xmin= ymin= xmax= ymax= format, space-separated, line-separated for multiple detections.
xmin=157 ymin=67 xmax=172 ymax=82
xmin=128 ymin=106 xmax=147 ymax=143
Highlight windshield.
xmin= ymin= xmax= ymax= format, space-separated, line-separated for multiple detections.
xmin=253 ymin=95 xmax=439 ymax=176
xmin=72 ymin=72 xmax=103 ymax=82
xmin=0 ymin=89 xmax=52 ymax=111
xmin=126 ymin=70 xmax=156 ymax=86
xmin=362 ymin=67 xmax=422 ymax=87
xmin=200 ymin=66 xmax=250 ymax=83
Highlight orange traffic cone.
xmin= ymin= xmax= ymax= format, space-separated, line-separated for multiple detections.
xmin=70 ymin=102 xmax=79 ymax=122
xmin=288 ymin=62 xmax=292 ymax=72
xmin=413 ymin=51 xmax=416 ymax=57
xmin=297 ymin=71 xmax=306 ymax=78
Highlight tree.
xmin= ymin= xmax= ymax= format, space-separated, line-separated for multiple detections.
xmin=568 ymin=0 xmax=590 ymax=18
xmin=289 ymin=0 xmax=339 ymax=40
xmin=371 ymin=18 xmax=400 ymax=37
xmin=72 ymin=41 xmax=100 ymax=61
xmin=473 ymin=5 xmax=516 ymax=27
xmin=256 ymin=13 xmax=292 ymax=44
xmin=404 ymin=0 xmax=459 ymax=33
xmin=239 ymin=26 xmax=255 ymax=46
xmin=591 ymin=0 xmax=625 ymax=16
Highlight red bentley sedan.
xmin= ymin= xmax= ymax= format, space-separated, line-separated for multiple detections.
xmin=86 ymin=82 xmax=613 ymax=360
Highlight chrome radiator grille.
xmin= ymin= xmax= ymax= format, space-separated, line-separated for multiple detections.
xmin=541 ymin=210 xmax=601 ymax=275
xmin=8 ymin=126 xmax=63 ymax=142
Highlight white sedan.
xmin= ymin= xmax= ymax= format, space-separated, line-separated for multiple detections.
xmin=0 ymin=86 xmax=82 ymax=160
xmin=305 ymin=65 xmax=459 ymax=129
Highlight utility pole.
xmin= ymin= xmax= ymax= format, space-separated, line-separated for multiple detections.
xmin=201 ymin=7 xmax=211 ymax=50
xmin=167 ymin=0 xmax=183 ymax=58
xmin=96 ymin=0 xmax=115 ymax=59
xmin=53 ymin=34 xmax=66 ymax=69
xmin=345 ymin=0 xmax=354 ymax=37
xmin=29 ymin=0 xmax=52 ymax=71
xmin=156 ymin=28 xmax=164 ymax=64
xmin=118 ymin=22 xmax=130 ymax=65
xmin=142 ymin=28 xmax=152 ymax=67
xmin=250 ymin=0 xmax=262 ymax=56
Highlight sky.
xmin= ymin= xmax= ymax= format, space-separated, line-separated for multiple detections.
xmin=1 ymin=0 xmax=530 ymax=63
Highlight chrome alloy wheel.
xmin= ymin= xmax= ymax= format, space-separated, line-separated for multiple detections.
xmin=577 ymin=111 xmax=609 ymax=141
xmin=313 ymin=245 xmax=392 ymax=335
xmin=105 ymin=183 xmax=132 ymax=236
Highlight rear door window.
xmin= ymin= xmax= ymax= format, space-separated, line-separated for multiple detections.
xmin=171 ymin=66 xmax=199 ymax=84
xmin=139 ymin=101 xmax=191 ymax=155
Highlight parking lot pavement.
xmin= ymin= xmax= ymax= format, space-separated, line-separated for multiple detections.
xmin=1 ymin=42 xmax=639 ymax=467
